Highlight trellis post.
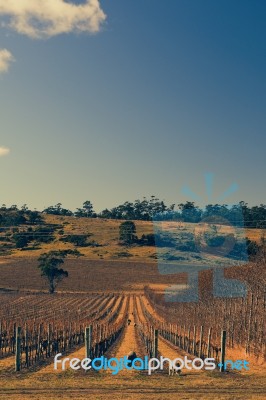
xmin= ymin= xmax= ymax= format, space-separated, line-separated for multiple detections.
xmin=220 ymin=330 xmax=226 ymax=372
xmin=85 ymin=325 xmax=92 ymax=359
xmin=15 ymin=326 xmax=21 ymax=372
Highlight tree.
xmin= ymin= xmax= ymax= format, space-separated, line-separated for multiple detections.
xmin=43 ymin=203 xmax=73 ymax=216
xmin=38 ymin=251 xmax=68 ymax=294
xmin=178 ymin=201 xmax=202 ymax=222
xmin=82 ymin=200 xmax=94 ymax=217
xmin=75 ymin=200 xmax=95 ymax=218
xmin=28 ymin=210 xmax=43 ymax=225
xmin=13 ymin=233 xmax=30 ymax=249
xmin=60 ymin=234 xmax=90 ymax=246
xmin=119 ymin=221 xmax=137 ymax=245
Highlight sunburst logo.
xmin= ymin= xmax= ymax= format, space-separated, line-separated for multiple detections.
xmin=153 ymin=173 xmax=247 ymax=303
xmin=181 ymin=172 xmax=239 ymax=204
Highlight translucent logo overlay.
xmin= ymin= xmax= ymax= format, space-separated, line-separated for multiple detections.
xmin=153 ymin=174 xmax=248 ymax=302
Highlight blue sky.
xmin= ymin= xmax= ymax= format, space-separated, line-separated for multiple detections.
xmin=0 ymin=0 xmax=265 ymax=212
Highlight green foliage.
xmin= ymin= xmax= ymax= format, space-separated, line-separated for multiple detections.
xmin=119 ymin=221 xmax=137 ymax=245
xmin=75 ymin=200 xmax=96 ymax=218
xmin=247 ymin=238 xmax=260 ymax=256
xmin=32 ymin=226 xmax=56 ymax=243
xmin=229 ymin=238 xmax=260 ymax=260
xmin=0 ymin=205 xmax=43 ymax=226
xmin=58 ymin=249 xmax=83 ymax=257
xmin=155 ymin=233 xmax=177 ymax=248
xmin=114 ymin=251 xmax=133 ymax=258
xmin=0 ymin=210 xmax=26 ymax=226
xmin=12 ymin=226 xmax=56 ymax=248
xmin=43 ymin=203 xmax=73 ymax=216
xmin=59 ymin=234 xmax=92 ymax=247
xmin=206 ymin=235 xmax=228 ymax=247
xmin=13 ymin=233 xmax=31 ymax=249
xmin=177 ymin=202 xmax=202 ymax=223
xmin=38 ymin=251 xmax=69 ymax=294
xmin=138 ymin=233 xmax=156 ymax=246
xmin=163 ymin=253 xmax=187 ymax=261
xmin=27 ymin=210 xmax=43 ymax=224
xmin=2 ymin=198 xmax=266 ymax=228
xmin=99 ymin=196 xmax=175 ymax=221
xmin=0 ymin=235 xmax=11 ymax=242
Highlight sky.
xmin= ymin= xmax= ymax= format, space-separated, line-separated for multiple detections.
xmin=0 ymin=0 xmax=265 ymax=212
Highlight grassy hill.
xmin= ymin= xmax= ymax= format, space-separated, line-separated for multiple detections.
xmin=0 ymin=213 xmax=264 ymax=294
xmin=0 ymin=214 xmax=265 ymax=262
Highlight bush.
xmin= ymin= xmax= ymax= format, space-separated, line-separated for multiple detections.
xmin=114 ymin=251 xmax=133 ymax=258
xmin=59 ymin=234 xmax=91 ymax=247
xmin=138 ymin=233 xmax=156 ymax=246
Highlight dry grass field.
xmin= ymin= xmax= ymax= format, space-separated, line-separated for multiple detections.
xmin=0 ymin=216 xmax=265 ymax=399
xmin=3 ymin=214 xmax=265 ymax=262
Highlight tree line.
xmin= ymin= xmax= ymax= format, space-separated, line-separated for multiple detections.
xmin=1 ymin=198 xmax=266 ymax=227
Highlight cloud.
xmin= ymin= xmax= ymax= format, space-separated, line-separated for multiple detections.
xmin=0 ymin=146 xmax=10 ymax=156
xmin=0 ymin=0 xmax=106 ymax=39
xmin=0 ymin=48 xmax=14 ymax=73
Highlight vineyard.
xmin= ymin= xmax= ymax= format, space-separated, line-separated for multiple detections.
xmin=0 ymin=292 xmax=129 ymax=369
xmin=1 ymin=287 xmax=265 ymax=375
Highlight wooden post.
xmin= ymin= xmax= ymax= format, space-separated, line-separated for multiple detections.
xmin=13 ymin=323 xmax=16 ymax=353
xmin=25 ymin=323 xmax=29 ymax=368
xmin=99 ymin=324 xmax=102 ymax=342
xmin=199 ymin=326 xmax=203 ymax=358
xmin=187 ymin=327 xmax=191 ymax=353
xmin=68 ymin=322 xmax=72 ymax=349
xmin=220 ymin=330 xmax=226 ymax=372
xmin=47 ymin=324 xmax=51 ymax=357
xmin=246 ymin=293 xmax=254 ymax=355
xmin=37 ymin=324 xmax=42 ymax=359
xmin=231 ymin=321 xmax=234 ymax=348
xmin=178 ymin=329 xmax=182 ymax=347
xmin=182 ymin=325 xmax=186 ymax=349
xmin=153 ymin=329 xmax=158 ymax=358
xmin=15 ymin=326 xmax=21 ymax=372
xmin=207 ymin=327 xmax=212 ymax=358
xmin=85 ymin=325 xmax=92 ymax=359
xmin=63 ymin=326 xmax=66 ymax=352
xmin=192 ymin=326 xmax=196 ymax=356
xmin=79 ymin=325 xmax=82 ymax=344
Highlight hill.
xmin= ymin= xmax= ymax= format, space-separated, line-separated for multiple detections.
xmin=0 ymin=214 xmax=265 ymax=262
xmin=0 ymin=214 xmax=265 ymax=293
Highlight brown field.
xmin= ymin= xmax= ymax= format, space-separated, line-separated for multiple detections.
xmin=0 ymin=216 xmax=265 ymax=399
xmin=0 ymin=257 xmax=187 ymax=293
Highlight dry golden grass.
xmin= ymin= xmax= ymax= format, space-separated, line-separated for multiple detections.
xmin=7 ymin=215 xmax=265 ymax=262
xmin=0 ymin=360 xmax=265 ymax=400
xmin=10 ymin=215 xmax=155 ymax=261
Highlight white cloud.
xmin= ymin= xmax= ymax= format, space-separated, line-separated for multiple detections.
xmin=0 ymin=0 xmax=106 ymax=39
xmin=0 ymin=146 xmax=10 ymax=156
xmin=0 ymin=48 xmax=14 ymax=73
